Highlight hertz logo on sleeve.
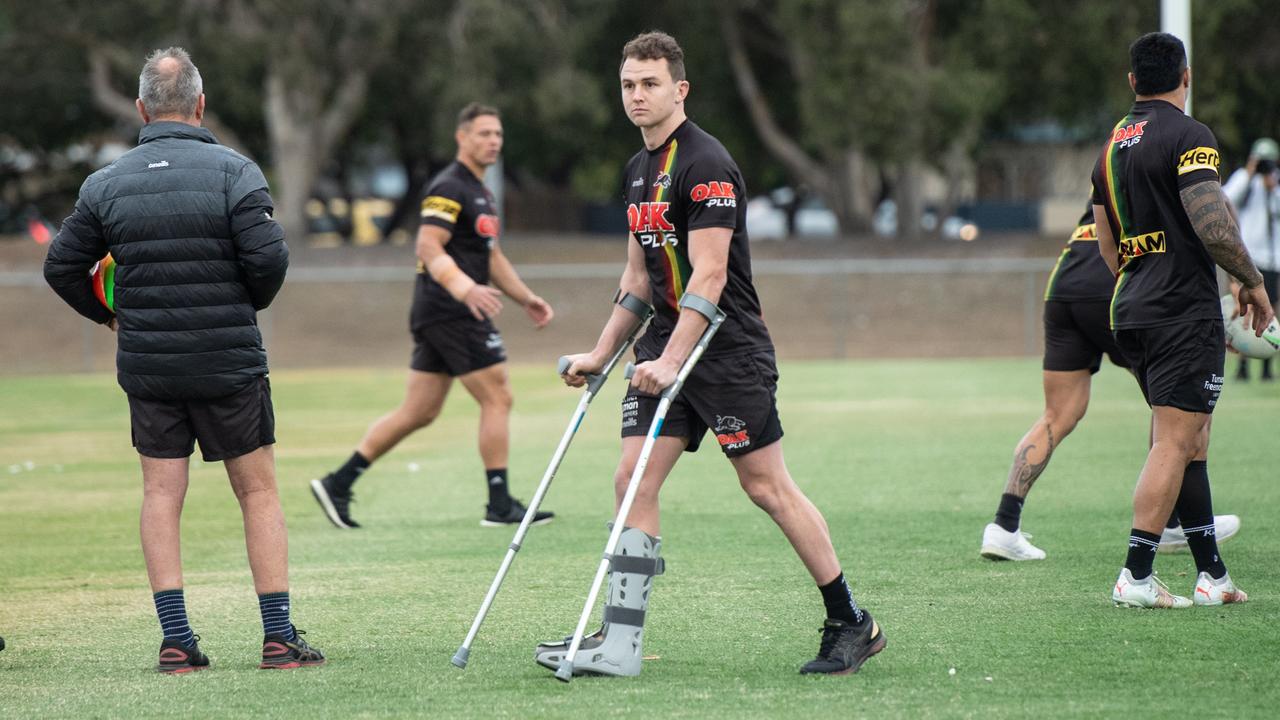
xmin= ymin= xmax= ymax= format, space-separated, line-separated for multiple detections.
xmin=1119 ymin=231 xmax=1166 ymax=263
xmin=421 ymin=196 xmax=462 ymax=223
xmin=1177 ymin=147 xmax=1220 ymax=176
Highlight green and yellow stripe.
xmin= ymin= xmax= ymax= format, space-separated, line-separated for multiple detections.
xmin=651 ymin=139 xmax=691 ymax=309
xmin=1101 ymin=116 xmax=1134 ymax=329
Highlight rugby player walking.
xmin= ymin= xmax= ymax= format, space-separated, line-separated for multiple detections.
xmin=1092 ymin=33 xmax=1271 ymax=608
xmin=535 ymin=32 xmax=884 ymax=676
xmin=980 ymin=202 xmax=1240 ymax=560
xmin=311 ymin=104 xmax=555 ymax=529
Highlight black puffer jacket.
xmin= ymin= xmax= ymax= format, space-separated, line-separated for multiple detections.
xmin=44 ymin=122 xmax=288 ymax=400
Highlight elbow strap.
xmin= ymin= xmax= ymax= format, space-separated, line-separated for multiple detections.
xmin=613 ymin=289 xmax=655 ymax=320
xmin=678 ymin=292 xmax=721 ymax=322
xmin=427 ymin=255 xmax=476 ymax=301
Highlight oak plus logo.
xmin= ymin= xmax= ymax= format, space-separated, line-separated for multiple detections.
xmin=714 ymin=414 xmax=750 ymax=450
xmin=1112 ymin=121 xmax=1148 ymax=149
xmin=475 ymin=213 xmax=500 ymax=239
xmin=690 ymin=180 xmax=736 ymax=208
xmin=628 ymin=202 xmax=677 ymax=248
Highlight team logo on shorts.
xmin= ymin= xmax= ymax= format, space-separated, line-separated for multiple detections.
xmin=714 ymin=415 xmax=750 ymax=450
xmin=485 ymin=332 xmax=504 ymax=350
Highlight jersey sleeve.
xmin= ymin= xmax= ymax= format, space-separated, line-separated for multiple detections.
xmin=419 ymin=179 xmax=467 ymax=233
xmin=680 ymin=155 xmax=740 ymax=231
xmin=1174 ymin=122 xmax=1221 ymax=189
xmin=1090 ymin=152 xmax=1107 ymax=206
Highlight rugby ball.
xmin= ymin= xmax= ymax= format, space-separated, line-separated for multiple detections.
xmin=90 ymin=254 xmax=116 ymax=313
xmin=1221 ymin=293 xmax=1280 ymax=359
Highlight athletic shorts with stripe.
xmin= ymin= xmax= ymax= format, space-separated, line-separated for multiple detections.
xmin=410 ymin=316 xmax=507 ymax=376
xmin=1042 ymin=299 xmax=1131 ymax=374
xmin=621 ymin=350 xmax=783 ymax=457
xmin=128 ymin=376 xmax=275 ymax=462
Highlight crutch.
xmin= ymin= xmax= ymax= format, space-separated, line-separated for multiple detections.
xmin=452 ymin=292 xmax=654 ymax=669
xmin=554 ymin=294 xmax=726 ymax=682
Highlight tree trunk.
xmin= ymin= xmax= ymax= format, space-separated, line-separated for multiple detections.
xmin=894 ymin=159 xmax=926 ymax=241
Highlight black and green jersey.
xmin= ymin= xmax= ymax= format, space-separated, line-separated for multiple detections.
xmin=621 ymin=119 xmax=773 ymax=359
xmin=1090 ymin=99 xmax=1222 ymax=330
xmin=1044 ymin=202 xmax=1113 ymax=302
xmin=411 ymin=161 xmax=500 ymax=329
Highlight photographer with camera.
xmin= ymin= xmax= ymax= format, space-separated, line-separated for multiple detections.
xmin=1223 ymin=137 xmax=1280 ymax=380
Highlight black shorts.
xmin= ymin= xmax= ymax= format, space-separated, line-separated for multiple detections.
xmin=128 ymin=376 xmax=275 ymax=462
xmin=1043 ymin=299 xmax=1130 ymax=373
xmin=621 ymin=351 xmax=783 ymax=457
xmin=1114 ymin=319 xmax=1225 ymax=414
xmin=411 ymin=317 xmax=507 ymax=376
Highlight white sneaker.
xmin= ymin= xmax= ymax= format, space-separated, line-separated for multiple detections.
xmin=1112 ymin=568 xmax=1192 ymax=609
xmin=1192 ymin=571 xmax=1248 ymax=606
xmin=1159 ymin=514 xmax=1241 ymax=554
xmin=980 ymin=523 xmax=1046 ymax=561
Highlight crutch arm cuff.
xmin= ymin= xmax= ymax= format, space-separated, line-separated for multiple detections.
xmin=614 ymin=290 xmax=655 ymax=320
xmin=678 ymin=292 xmax=722 ymax=322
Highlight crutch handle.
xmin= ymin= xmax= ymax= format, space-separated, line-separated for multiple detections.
xmin=624 ymin=362 xmax=636 ymax=380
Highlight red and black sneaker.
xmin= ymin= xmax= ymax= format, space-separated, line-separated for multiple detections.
xmin=260 ymin=627 xmax=325 ymax=669
xmin=157 ymin=636 xmax=210 ymax=674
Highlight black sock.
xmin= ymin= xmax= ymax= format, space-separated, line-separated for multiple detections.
xmin=818 ymin=573 xmax=865 ymax=626
xmin=486 ymin=468 xmax=510 ymax=511
xmin=993 ymin=493 xmax=1023 ymax=533
xmin=330 ymin=452 xmax=370 ymax=493
xmin=1165 ymin=509 xmax=1180 ymax=530
xmin=1174 ymin=460 xmax=1226 ymax=579
xmin=1124 ymin=529 xmax=1161 ymax=581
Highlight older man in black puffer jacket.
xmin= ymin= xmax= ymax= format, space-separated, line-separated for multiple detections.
xmin=44 ymin=46 xmax=324 ymax=673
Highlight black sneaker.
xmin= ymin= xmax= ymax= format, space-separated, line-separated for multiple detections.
xmin=260 ymin=627 xmax=325 ymax=669
xmin=799 ymin=616 xmax=886 ymax=675
xmin=481 ymin=498 xmax=554 ymax=527
xmin=310 ymin=475 xmax=360 ymax=528
xmin=157 ymin=635 xmax=210 ymax=674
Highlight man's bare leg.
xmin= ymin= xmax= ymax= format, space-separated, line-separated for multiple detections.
xmin=458 ymin=363 xmax=513 ymax=471
xmin=227 ymin=446 xmax=287 ymax=594
xmin=983 ymin=369 xmax=1092 ymax=560
xmin=314 ymin=370 xmax=452 ymax=528
xmin=140 ymin=456 xmax=190 ymax=592
xmin=729 ymin=441 xmax=839 ymax=583
xmin=356 ymin=370 xmax=453 ymax=462
xmin=612 ymin=435 xmax=688 ymax=537
xmin=1133 ymin=406 xmax=1208 ymax=534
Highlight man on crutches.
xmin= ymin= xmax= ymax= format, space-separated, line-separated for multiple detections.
xmin=535 ymin=30 xmax=886 ymax=678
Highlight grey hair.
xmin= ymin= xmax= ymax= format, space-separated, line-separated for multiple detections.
xmin=138 ymin=47 xmax=203 ymax=118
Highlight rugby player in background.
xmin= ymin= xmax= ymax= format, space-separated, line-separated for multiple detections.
xmin=311 ymin=104 xmax=555 ymax=529
xmin=980 ymin=202 xmax=1240 ymax=561
xmin=1092 ymin=33 xmax=1271 ymax=608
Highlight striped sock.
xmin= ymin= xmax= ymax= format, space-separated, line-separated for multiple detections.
xmin=258 ymin=592 xmax=296 ymax=641
xmin=1124 ymin=529 xmax=1161 ymax=581
xmin=153 ymin=589 xmax=196 ymax=647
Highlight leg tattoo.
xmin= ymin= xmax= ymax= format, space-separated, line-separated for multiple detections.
xmin=1005 ymin=425 xmax=1055 ymax=497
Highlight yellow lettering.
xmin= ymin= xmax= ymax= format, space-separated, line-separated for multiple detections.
xmin=1119 ymin=231 xmax=1167 ymax=262
xmin=420 ymin=196 xmax=462 ymax=223
xmin=1177 ymin=146 xmax=1220 ymax=176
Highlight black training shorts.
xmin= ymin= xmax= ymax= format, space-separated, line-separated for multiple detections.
xmin=410 ymin=316 xmax=507 ymax=376
xmin=621 ymin=350 xmax=783 ymax=457
xmin=1114 ymin=319 xmax=1225 ymax=414
xmin=128 ymin=376 xmax=275 ymax=462
xmin=1043 ymin=299 xmax=1131 ymax=373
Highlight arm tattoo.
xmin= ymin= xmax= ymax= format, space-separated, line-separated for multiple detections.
xmin=1004 ymin=425 xmax=1054 ymax=497
xmin=1181 ymin=180 xmax=1264 ymax=287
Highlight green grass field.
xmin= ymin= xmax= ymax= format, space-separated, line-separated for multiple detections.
xmin=2 ymin=358 xmax=1278 ymax=718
